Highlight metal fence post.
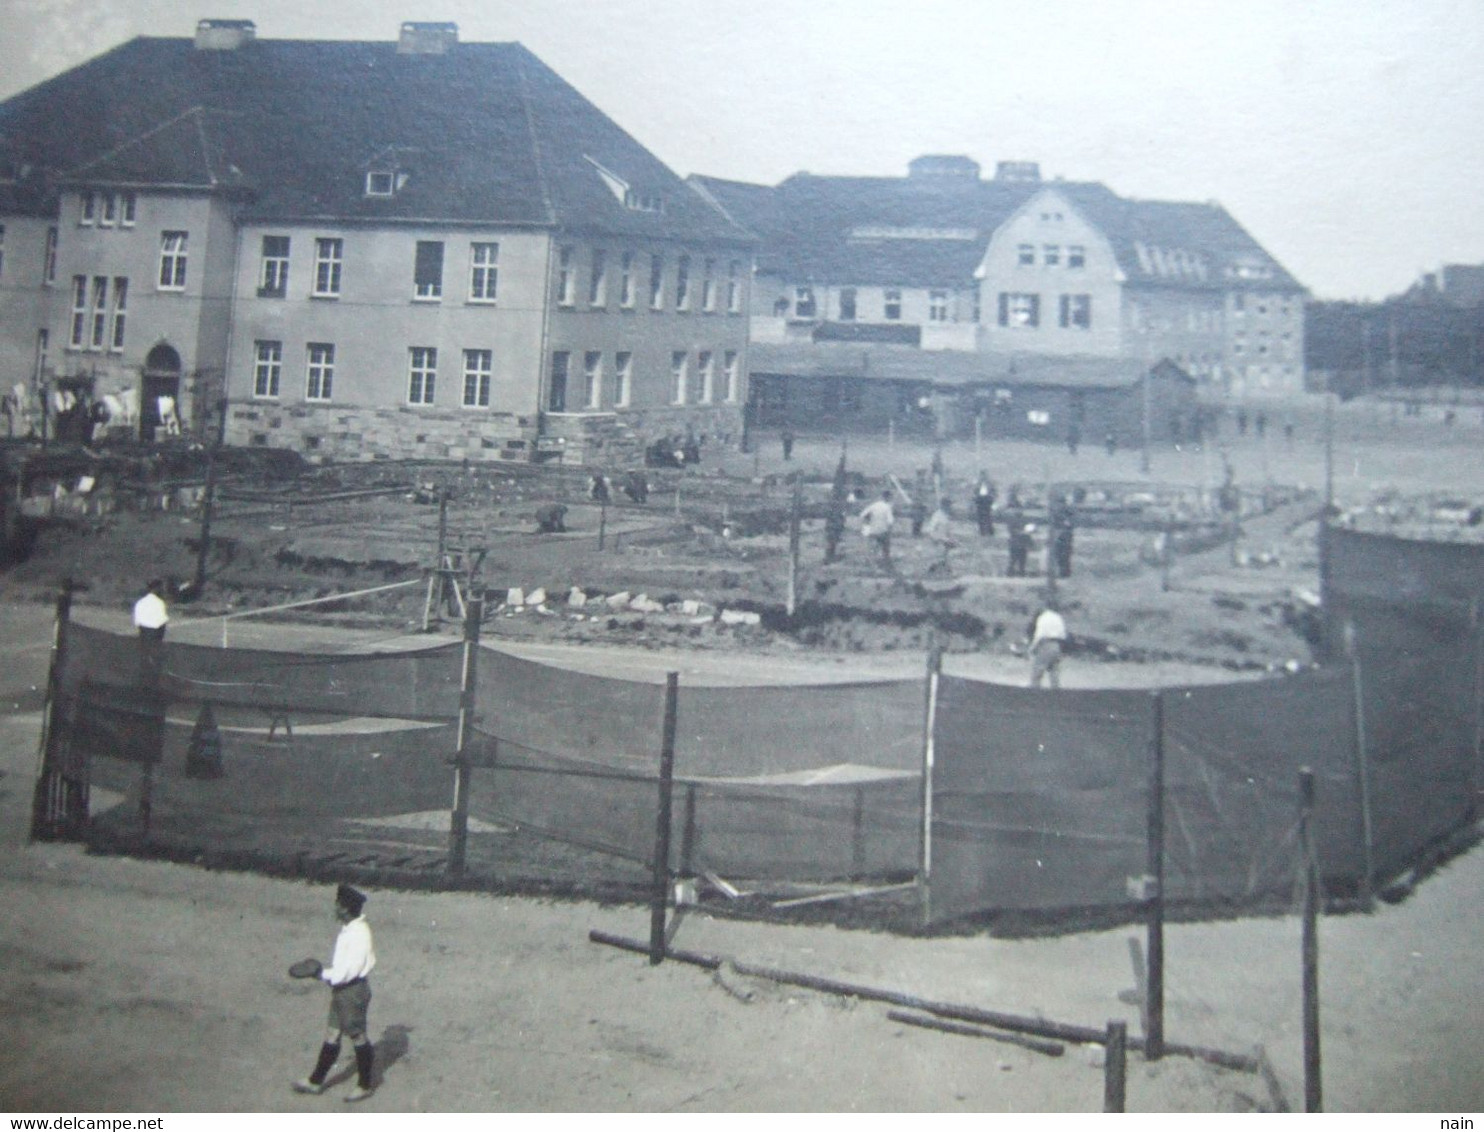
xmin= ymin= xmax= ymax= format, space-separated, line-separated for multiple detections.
xmin=918 ymin=641 xmax=942 ymax=928
xmin=1103 ymin=1020 xmax=1128 ymax=1112
xmin=1300 ymin=766 xmax=1323 ymax=1113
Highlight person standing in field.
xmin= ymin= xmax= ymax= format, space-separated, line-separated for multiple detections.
xmin=925 ymin=498 xmax=955 ymax=573
xmin=294 ymin=885 xmax=378 ymax=1102
xmin=859 ymin=489 xmax=895 ymax=567
xmin=973 ymin=474 xmax=997 ymax=537
xmin=1028 ymin=600 xmax=1068 ymax=689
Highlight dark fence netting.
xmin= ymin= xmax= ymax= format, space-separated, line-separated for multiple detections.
xmin=927 ymin=679 xmax=1151 ymax=924
xmin=471 ymin=651 xmax=923 ymax=880
xmin=674 ymin=681 xmax=923 ymax=776
xmin=1162 ymin=670 xmax=1362 ymax=902
xmin=475 ymin=649 xmax=666 ymax=770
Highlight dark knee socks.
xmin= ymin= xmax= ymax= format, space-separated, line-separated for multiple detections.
xmin=354 ymin=1042 xmax=375 ymax=1088
xmin=309 ymin=1041 xmax=340 ymax=1085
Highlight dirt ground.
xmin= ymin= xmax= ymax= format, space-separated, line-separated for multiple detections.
xmin=3 ymin=394 xmax=1484 ymax=1112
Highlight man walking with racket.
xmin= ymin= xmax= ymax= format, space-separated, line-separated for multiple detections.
xmin=293 ymin=884 xmax=377 ymax=1101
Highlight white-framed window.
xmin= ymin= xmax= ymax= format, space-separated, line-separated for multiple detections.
xmin=838 ymin=288 xmax=857 ymax=321
xmin=469 ymin=242 xmax=499 ymax=302
xmin=614 ymin=351 xmax=632 ymax=407
xmin=69 ymin=276 xmax=87 ymax=347
xmin=697 ymin=350 xmax=714 ymax=403
xmin=109 ymin=278 xmax=127 ymax=351
xmin=305 ymin=343 xmax=335 ymax=401
xmin=462 ymin=349 xmax=492 ymax=407
xmin=727 ymin=260 xmax=742 ymax=313
xmin=253 ymin=340 xmax=282 ymax=398
xmin=1058 ymin=294 xmax=1092 ymax=329
xmin=313 ymin=238 xmax=343 ymax=297
xmin=676 ymin=255 xmax=691 ymax=310
xmin=100 ymin=193 xmax=117 ymax=227
xmin=89 ymin=276 xmax=108 ymax=348
xmin=365 ymin=171 xmax=395 ymax=197
xmin=929 ymin=290 xmax=949 ymax=322
xmin=259 ymin=235 xmax=290 ymax=297
xmin=1017 ymin=243 xmax=1035 ymax=266
xmin=79 ymin=192 xmax=96 ymax=225
xmin=44 ymin=227 xmax=58 ymax=285
xmin=548 ymin=351 xmax=570 ymax=411
xmin=794 ymin=286 xmax=816 ymax=318
xmin=158 ymin=231 xmax=188 ymax=290
xmin=120 ymin=192 xmax=136 ymax=226
xmin=998 ymin=292 xmax=1040 ymax=328
xmin=670 ymin=350 xmax=688 ymax=404
xmin=1043 ymin=244 xmax=1060 ymax=266
xmin=1068 ymin=245 xmax=1085 ymax=269
xmin=556 ymin=245 xmax=575 ymax=306
xmin=407 ymin=346 xmax=437 ymax=404
xmin=583 ymin=350 xmax=602 ymax=408
xmin=618 ymin=252 xmax=635 ymax=308
xmin=649 ymin=254 xmax=665 ymax=309
xmin=413 ymin=241 xmax=444 ymax=300
xmin=701 ymin=258 xmax=716 ymax=311
xmin=723 ymin=351 xmax=739 ymax=402
xmin=884 ymin=290 xmax=902 ymax=320
xmin=589 ymin=248 xmax=607 ymax=307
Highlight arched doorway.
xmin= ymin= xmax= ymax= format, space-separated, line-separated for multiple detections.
xmin=142 ymin=343 xmax=182 ymax=440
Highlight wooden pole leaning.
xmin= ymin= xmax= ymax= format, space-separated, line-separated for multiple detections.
xmin=649 ymin=672 xmax=680 ymax=965
xmin=447 ymin=596 xmax=483 ymax=877
xmin=1145 ymin=690 xmax=1166 ymax=1061
xmin=918 ymin=641 xmax=943 ymax=929
xmin=1299 ymin=767 xmax=1323 ymax=1113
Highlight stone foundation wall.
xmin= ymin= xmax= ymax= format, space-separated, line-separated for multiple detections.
xmin=226 ymin=403 xmax=539 ymax=463
xmin=224 ymin=402 xmax=746 ymax=466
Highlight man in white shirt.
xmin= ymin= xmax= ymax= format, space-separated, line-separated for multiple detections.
xmin=859 ymin=489 xmax=895 ymax=566
xmin=1029 ymin=602 xmax=1068 ymax=689
xmin=295 ymin=885 xmax=378 ymax=1102
xmin=132 ymin=579 xmax=168 ymax=640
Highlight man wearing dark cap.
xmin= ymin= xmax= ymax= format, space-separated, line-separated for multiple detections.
xmin=294 ymin=884 xmax=377 ymax=1102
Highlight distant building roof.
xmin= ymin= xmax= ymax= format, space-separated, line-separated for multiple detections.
xmin=694 ymin=158 xmax=1301 ymax=293
xmin=0 ymin=33 xmax=750 ymax=243
xmin=749 ymin=341 xmax=1193 ymax=389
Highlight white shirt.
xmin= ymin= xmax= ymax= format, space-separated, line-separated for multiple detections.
xmin=860 ymin=499 xmax=894 ymax=537
xmin=132 ymin=592 xmax=168 ymax=630
xmin=322 ymin=916 xmax=376 ymax=986
xmin=1030 ymin=609 xmax=1067 ymax=648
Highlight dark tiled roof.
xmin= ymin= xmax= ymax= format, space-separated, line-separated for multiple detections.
xmin=749 ymin=341 xmax=1192 ymax=389
xmin=0 ymin=36 xmax=749 ymax=243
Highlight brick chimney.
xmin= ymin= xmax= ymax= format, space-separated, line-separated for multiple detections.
xmin=398 ymin=22 xmax=458 ymax=54
xmin=194 ymin=19 xmax=256 ymax=50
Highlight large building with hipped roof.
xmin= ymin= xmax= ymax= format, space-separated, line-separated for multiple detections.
xmin=691 ymin=155 xmax=1306 ymax=441
xmin=0 ymin=19 xmax=753 ymax=465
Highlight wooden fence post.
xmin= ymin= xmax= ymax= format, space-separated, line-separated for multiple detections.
xmin=1145 ymin=690 xmax=1166 ymax=1061
xmin=649 ymin=672 xmax=680 ymax=965
xmin=31 ymin=580 xmax=76 ymax=841
xmin=1299 ymin=767 xmax=1323 ymax=1113
xmin=1103 ymin=1020 xmax=1128 ymax=1112
xmin=918 ymin=641 xmax=943 ymax=928
xmin=447 ymin=597 xmax=483 ymax=877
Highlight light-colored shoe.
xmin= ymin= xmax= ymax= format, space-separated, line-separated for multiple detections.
xmin=292 ymin=1079 xmax=325 ymax=1095
xmin=344 ymin=1085 xmax=374 ymax=1103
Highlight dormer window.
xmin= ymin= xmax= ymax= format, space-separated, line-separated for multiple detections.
xmin=366 ymin=171 xmax=396 ymax=197
xmin=623 ymin=189 xmax=665 ymax=214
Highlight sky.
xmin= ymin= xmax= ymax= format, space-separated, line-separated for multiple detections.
xmin=3 ymin=0 xmax=1482 ymax=302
